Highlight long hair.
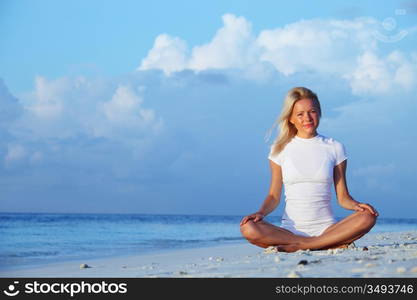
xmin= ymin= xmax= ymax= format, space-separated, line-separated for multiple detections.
xmin=265 ymin=87 xmax=322 ymax=156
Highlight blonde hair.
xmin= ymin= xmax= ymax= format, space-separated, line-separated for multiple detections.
xmin=266 ymin=87 xmax=321 ymax=156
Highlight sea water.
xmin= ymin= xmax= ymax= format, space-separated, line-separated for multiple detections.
xmin=0 ymin=213 xmax=416 ymax=270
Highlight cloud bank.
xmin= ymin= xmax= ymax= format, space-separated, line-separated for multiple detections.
xmin=1 ymin=14 xmax=416 ymax=216
xmin=139 ymin=14 xmax=417 ymax=95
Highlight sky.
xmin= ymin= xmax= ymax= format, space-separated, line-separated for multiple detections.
xmin=0 ymin=0 xmax=416 ymax=218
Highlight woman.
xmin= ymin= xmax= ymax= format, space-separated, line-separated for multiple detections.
xmin=240 ymin=87 xmax=378 ymax=252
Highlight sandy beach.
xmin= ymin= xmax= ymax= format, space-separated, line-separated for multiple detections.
xmin=2 ymin=230 xmax=417 ymax=278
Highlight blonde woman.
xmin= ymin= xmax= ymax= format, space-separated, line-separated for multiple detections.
xmin=240 ymin=87 xmax=378 ymax=252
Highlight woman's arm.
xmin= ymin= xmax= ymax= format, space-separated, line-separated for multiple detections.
xmin=240 ymin=160 xmax=283 ymax=225
xmin=259 ymin=160 xmax=283 ymax=215
xmin=333 ymin=160 xmax=378 ymax=216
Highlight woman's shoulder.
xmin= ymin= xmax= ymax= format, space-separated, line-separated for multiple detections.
xmin=318 ymin=134 xmax=345 ymax=146
xmin=318 ymin=135 xmax=347 ymax=160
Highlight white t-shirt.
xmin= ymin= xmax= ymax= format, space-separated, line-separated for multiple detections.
xmin=268 ymin=133 xmax=347 ymax=234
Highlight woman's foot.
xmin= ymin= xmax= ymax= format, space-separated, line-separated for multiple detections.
xmin=274 ymin=243 xmax=302 ymax=253
xmin=320 ymin=242 xmax=355 ymax=250
xmin=276 ymin=242 xmax=355 ymax=252
xmin=329 ymin=243 xmax=350 ymax=249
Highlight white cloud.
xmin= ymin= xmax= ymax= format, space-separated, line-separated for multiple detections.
xmin=102 ymin=85 xmax=144 ymax=123
xmin=139 ymin=14 xmax=258 ymax=74
xmin=2 ymin=76 xmax=165 ymax=175
xmin=15 ymin=76 xmax=163 ymax=141
xmin=95 ymin=84 xmax=163 ymax=139
xmin=29 ymin=76 xmax=66 ymax=119
xmin=139 ymin=14 xmax=417 ymax=95
xmin=188 ymin=14 xmax=257 ymax=70
xmin=345 ymin=50 xmax=417 ymax=94
xmin=139 ymin=34 xmax=188 ymax=75
xmin=257 ymin=18 xmax=377 ymax=76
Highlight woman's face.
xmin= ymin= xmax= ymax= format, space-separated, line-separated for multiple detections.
xmin=289 ymin=98 xmax=320 ymax=138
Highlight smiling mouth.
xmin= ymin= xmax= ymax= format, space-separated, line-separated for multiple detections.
xmin=304 ymin=124 xmax=313 ymax=128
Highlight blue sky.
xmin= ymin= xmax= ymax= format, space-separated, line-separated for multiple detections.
xmin=0 ymin=0 xmax=416 ymax=218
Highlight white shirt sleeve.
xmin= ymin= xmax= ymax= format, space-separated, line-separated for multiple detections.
xmin=268 ymin=145 xmax=284 ymax=166
xmin=334 ymin=140 xmax=347 ymax=166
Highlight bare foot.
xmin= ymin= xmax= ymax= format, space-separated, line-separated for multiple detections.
xmin=330 ymin=244 xmax=350 ymax=249
xmin=275 ymin=243 xmax=302 ymax=253
xmin=319 ymin=242 xmax=355 ymax=250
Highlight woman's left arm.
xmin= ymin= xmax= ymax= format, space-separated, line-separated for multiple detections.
xmin=333 ymin=160 xmax=379 ymax=216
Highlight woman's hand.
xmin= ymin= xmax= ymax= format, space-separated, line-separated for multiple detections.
xmin=353 ymin=203 xmax=379 ymax=217
xmin=240 ymin=212 xmax=265 ymax=226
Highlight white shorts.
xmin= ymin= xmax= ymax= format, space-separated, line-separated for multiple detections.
xmin=281 ymin=219 xmax=336 ymax=237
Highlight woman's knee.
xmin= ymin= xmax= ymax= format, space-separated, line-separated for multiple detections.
xmin=240 ymin=220 xmax=263 ymax=241
xmin=356 ymin=210 xmax=377 ymax=230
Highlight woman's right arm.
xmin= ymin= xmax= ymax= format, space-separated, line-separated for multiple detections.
xmin=240 ymin=160 xmax=283 ymax=226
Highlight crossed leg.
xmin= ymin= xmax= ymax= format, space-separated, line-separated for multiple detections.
xmin=240 ymin=210 xmax=377 ymax=252
xmin=300 ymin=210 xmax=377 ymax=251
xmin=239 ymin=219 xmax=315 ymax=248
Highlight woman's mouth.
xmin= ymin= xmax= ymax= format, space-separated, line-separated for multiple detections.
xmin=303 ymin=124 xmax=313 ymax=128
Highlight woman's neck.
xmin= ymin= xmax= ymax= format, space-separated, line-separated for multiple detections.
xmin=296 ymin=132 xmax=318 ymax=139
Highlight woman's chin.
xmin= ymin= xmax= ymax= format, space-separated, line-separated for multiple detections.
xmin=301 ymin=128 xmax=317 ymax=135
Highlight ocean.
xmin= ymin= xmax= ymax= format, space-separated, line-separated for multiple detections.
xmin=1 ymin=213 xmax=416 ymax=270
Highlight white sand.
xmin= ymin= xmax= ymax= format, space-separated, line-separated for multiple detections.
xmin=1 ymin=230 xmax=417 ymax=278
